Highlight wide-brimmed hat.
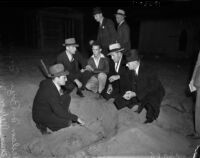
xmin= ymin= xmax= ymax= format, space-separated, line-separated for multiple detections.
xmin=49 ymin=63 xmax=69 ymax=78
xmin=107 ymin=43 xmax=124 ymax=55
xmin=115 ymin=9 xmax=126 ymax=17
xmin=62 ymin=38 xmax=79 ymax=47
xmin=126 ymin=49 xmax=140 ymax=62
xmin=93 ymin=7 xmax=102 ymax=15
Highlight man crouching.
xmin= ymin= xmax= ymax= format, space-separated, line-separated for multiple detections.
xmin=32 ymin=63 xmax=84 ymax=134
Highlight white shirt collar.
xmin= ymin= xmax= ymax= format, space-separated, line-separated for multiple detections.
xmin=52 ymin=80 xmax=61 ymax=94
xmin=119 ymin=20 xmax=125 ymax=26
xmin=66 ymin=51 xmax=73 ymax=61
xmin=135 ymin=63 xmax=140 ymax=75
xmin=115 ymin=55 xmax=122 ymax=72
xmin=92 ymin=53 xmax=105 ymax=68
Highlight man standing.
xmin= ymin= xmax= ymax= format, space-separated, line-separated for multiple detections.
xmin=57 ymin=38 xmax=91 ymax=97
xmin=115 ymin=9 xmax=131 ymax=52
xmin=85 ymin=41 xmax=109 ymax=97
xmin=32 ymin=63 xmax=84 ymax=134
xmin=124 ymin=49 xmax=165 ymax=124
xmin=90 ymin=7 xmax=117 ymax=56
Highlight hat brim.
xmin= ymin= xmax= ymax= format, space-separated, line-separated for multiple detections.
xmin=62 ymin=43 xmax=79 ymax=47
xmin=107 ymin=48 xmax=125 ymax=56
xmin=50 ymin=70 xmax=69 ymax=78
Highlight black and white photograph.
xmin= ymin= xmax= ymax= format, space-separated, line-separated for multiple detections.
xmin=0 ymin=0 xmax=199 ymax=157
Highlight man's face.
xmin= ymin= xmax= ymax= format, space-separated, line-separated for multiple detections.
xmin=66 ymin=45 xmax=76 ymax=55
xmin=94 ymin=13 xmax=102 ymax=22
xmin=110 ymin=52 xmax=120 ymax=63
xmin=115 ymin=15 xmax=124 ymax=24
xmin=57 ymin=75 xmax=67 ymax=86
xmin=126 ymin=61 xmax=139 ymax=70
xmin=92 ymin=45 xmax=101 ymax=57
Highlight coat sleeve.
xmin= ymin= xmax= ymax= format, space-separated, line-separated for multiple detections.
xmin=107 ymin=19 xmax=117 ymax=44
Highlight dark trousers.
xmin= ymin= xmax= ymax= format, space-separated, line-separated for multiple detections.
xmin=114 ymin=96 xmax=139 ymax=110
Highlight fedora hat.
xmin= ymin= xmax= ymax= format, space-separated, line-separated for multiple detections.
xmin=107 ymin=43 xmax=124 ymax=55
xmin=115 ymin=9 xmax=126 ymax=17
xmin=126 ymin=49 xmax=140 ymax=62
xmin=93 ymin=7 xmax=102 ymax=15
xmin=49 ymin=63 xmax=69 ymax=78
xmin=62 ymin=38 xmax=79 ymax=47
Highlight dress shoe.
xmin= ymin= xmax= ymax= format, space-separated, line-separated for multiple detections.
xmin=144 ymin=119 xmax=154 ymax=124
xmin=76 ymin=89 xmax=84 ymax=97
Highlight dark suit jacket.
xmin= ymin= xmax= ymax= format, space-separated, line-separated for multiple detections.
xmin=57 ymin=51 xmax=87 ymax=82
xmin=131 ymin=62 xmax=165 ymax=118
xmin=97 ymin=18 xmax=117 ymax=55
xmin=32 ymin=79 xmax=78 ymax=131
xmin=102 ymin=55 xmax=131 ymax=99
xmin=117 ymin=21 xmax=131 ymax=51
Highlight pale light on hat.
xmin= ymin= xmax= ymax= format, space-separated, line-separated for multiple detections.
xmin=108 ymin=43 xmax=124 ymax=55
xmin=49 ymin=63 xmax=69 ymax=78
xmin=115 ymin=9 xmax=126 ymax=17
xmin=62 ymin=38 xmax=79 ymax=47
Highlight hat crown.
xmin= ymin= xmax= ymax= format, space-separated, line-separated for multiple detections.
xmin=65 ymin=38 xmax=76 ymax=45
xmin=93 ymin=7 xmax=102 ymax=15
xmin=49 ymin=64 xmax=68 ymax=77
xmin=109 ymin=43 xmax=121 ymax=51
xmin=126 ymin=49 xmax=139 ymax=62
xmin=116 ymin=9 xmax=125 ymax=16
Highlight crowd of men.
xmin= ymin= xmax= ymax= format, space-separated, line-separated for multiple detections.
xmin=32 ymin=7 xmax=165 ymax=135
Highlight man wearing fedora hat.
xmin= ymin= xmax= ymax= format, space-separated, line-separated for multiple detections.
xmin=115 ymin=9 xmax=131 ymax=52
xmin=90 ymin=7 xmax=117 ymax=56
xmin=32 ymin=63 xmax=85 ymax=134
xmin=57 ymin=38 xmax=92 ymax=97
xmin=124 ymin=49 xmax=165 ymax=124
xmin=101 ymin=43 xmax=131 ymax=100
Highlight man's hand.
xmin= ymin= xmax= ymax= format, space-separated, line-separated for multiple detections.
xmin=74 ymin=79 xmax=82 ymax=88
xmin=106 ymin=84 xmax=113 ymax=94
xmin=85 ymin=65 xmax=94 ymax=72
xmin=109 ymin=75 xmax=120 ymax=83
xmin=89 ymin=40 xmax=94 ymax=46
xmin=77 ymin=118 xmax=85 ymax=125
xmin=123 ymin=91 xmax=136 ymax=100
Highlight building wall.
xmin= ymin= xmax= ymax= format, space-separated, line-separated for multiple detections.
xmin=138 ymin=17 xmax=200 ymax=58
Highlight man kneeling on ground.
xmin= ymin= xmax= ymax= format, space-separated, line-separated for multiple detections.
xmin=32 ymin=63 xmax=84 ymax=134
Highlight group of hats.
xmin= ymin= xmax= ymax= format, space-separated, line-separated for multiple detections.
xmin=51 ymin=7 xmax=135 ymax=78
xmin=93 ymin=7 xmax=126 ymax=17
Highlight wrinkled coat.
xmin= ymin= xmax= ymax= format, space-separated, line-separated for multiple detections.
xmin=32 ymin=79 xmax=78 ymax=131
xmin=97 ymin=18 xmax=117 ymax=55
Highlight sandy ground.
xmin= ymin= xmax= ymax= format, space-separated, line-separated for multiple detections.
xmin=0 ymin=49 xmax=198 ymax=158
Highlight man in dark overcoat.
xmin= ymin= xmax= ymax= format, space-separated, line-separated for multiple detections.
xmin=32 ymin=63 xmax=84 ymax=134
xmin=57 ymin=38 xmax=92 ymax=97
xmin=115 ymin=9 xmax=131 ymax=52
xmin=102 ymin=43 xmax=131 ymax=100
xmin=123 ymin=49 xmax=165 ymax=124
xmin=90 ymin=7 xmax=117 ymax=56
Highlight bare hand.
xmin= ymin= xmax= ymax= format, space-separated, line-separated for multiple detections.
xmin=77 ymin=118 xmax=85 ymax=125
xmin=109 ymin=75 xmax=120 ymax=83
xmin=89 ymin=40 xmax=94 ymax=45
xmin=74 ymin=79 xmax=82 ymax=88
xmin=123 ymin=91 xmax=136 ymax=100
xmin=106 ymin=84 xmax=113 ymax=94
xmin=85 ymin=65 xmax=94 ymax=71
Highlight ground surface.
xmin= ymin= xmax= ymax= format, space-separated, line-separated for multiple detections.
xmin=0 ymin=48 xmax=198 ymax=158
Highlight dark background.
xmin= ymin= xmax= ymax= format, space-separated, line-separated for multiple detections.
xmin=0 ymin=0 xmax=198 ymax=56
